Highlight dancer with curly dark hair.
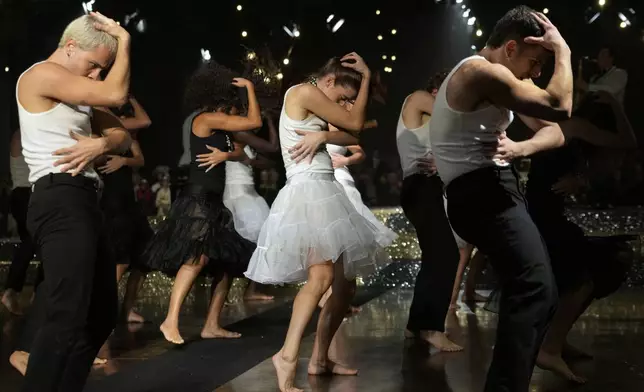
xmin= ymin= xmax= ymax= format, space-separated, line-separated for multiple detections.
xmin=142 ymin=60 xmax=263 ymax=344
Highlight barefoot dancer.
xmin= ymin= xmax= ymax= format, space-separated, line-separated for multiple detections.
xmin=99 ymin=96 xmax=153 ymax=323
xmin=141 ymin=62 xmax=261 ymax=344
xmin=16 ymin=12 xmax=132 ymax=392
xmin=245 ymin=54 xmax=381 ymax=392
xmin=318 ymin=106 xmax=398 ymax=313
xmin=395 ymin=71 xmax=463 ymax=352
xmin=530 ymin=89 xmax=636 ymax=383
xmin=431 ymin=7 xmax=572 ymax=391
xmin=1 ymin=129 xmax=38 ymax=316
xmin=224 ymin=109 xmax=280 ymax=301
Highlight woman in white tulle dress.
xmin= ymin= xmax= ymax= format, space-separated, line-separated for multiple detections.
xmin=245 ymin=53 xmax=381 ymax=392
xmin=224 ymin=109 xmax=280 ymax=301
xmin=318 ymin=114 xmax=398 ymax=312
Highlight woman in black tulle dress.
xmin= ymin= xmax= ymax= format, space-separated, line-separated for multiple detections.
xmin=142 ymin=62 xmax=262 ymax=344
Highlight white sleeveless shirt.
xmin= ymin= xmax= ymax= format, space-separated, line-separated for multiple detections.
xmin=280 ymin=85 xmax=333 ymax=179
xmin=430 ymin=55 xmax=514 ymax=185
xmin=16 ymin=62 xmax=98 ymax=184
xmin=326 ymin=143 xmax=354 ymax=182
xmin=225 ymin=145 xmax=256 ymax=185
xmin=396 ymin=95 xmax=433 ymax=179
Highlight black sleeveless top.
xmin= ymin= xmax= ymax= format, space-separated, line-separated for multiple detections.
xmin=101 ymin=149 xmax=136 ymax=212
xmin=188 ymin=115 xmax=233 ymax=195
xmin=525 ymin=143 xmax=578 ymax=216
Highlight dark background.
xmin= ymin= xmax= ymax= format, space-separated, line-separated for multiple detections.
xmin=1 ymin=0 xmax=643 ymax=176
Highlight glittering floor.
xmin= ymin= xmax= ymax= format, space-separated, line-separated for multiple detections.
xmin=2 ymin=281 xmax=644 ymax=391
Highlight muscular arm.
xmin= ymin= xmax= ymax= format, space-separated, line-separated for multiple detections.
xmin=475 ymin=47 xmax=573 ymax=121
xmin=516 ymin=114 xmax=565 ymax=156
xmin=195 ymin=85 xmax=262 ymax=132
xmin=91 ymin=108 xmax=132 ymax=154
xmin=32 ymin=40 xmax=130 ymax=107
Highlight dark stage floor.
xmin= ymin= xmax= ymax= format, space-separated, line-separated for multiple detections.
xmin=2 ymin=275 xmax=644 ymax=392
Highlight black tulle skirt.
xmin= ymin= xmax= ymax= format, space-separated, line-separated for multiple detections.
xmin=141 ymin=185 xmax=256 ymax=276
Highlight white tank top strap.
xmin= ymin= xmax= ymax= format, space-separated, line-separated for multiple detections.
xmin=430 ymin=55 xmax=514 ymax=185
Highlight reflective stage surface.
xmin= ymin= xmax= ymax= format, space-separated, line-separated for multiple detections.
xmin=2 ymin=279 xmax=644 ymax=392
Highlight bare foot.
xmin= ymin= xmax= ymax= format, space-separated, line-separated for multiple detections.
xmin=272 ymin=352 xmax=302 ymax=392
xmin=2 ymin=290 xmax=23 ymax=316
xmin=421 ymin=331 xmax=463 ymax=352
xmin=562 ymin=342 xmax=593 ymax=360
xmin=127 ymin=310 xmax=145 ymax=323
xmin=160 ymin=321 xmax=184 ymax=344
xmin=537 ymin=350 xmax=587 ymax=384
xmin=308 ymin=359 xmax=358 ymax=376
xmin=200 ymin=326 xmax=242 ymax=339
xmin=93 ymin=357 xmax=108 ymax=365
xmin=244 ymin=293 xmax=274 ymax=301
xmin=9 ymin=351 xmax=28 ymax=376
xmin=463 ymin=291 xmax=488 ymax=303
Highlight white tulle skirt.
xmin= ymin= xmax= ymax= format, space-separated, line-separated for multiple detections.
xmin=443 ymin=195 xmax=468 ymax=249
xmin=337 ymin=179 xmax=398 ymax=247
xmin=245 ymin=173 xmax=385 ymax=284
xmin=223 ymin=184 xmax=270 ymax=243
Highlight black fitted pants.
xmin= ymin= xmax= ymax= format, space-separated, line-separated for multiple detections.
xmin=4 ymin=187 xmax=38 ymax=292
xmin=446 ymin=167 xmax=557 ymax=392
xmin=21 ymin=173 xmax=117 ymax=392
xmin=400 ymin=174 xmax=460 ymax=333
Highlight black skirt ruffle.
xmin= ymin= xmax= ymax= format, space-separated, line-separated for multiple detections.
xmin=141 ymin=185 xmax=255 ymax=276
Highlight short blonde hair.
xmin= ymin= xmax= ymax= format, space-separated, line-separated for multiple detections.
xmin=58 ymin=15 xmax=117 ymax=56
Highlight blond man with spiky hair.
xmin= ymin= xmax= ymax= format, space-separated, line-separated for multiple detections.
xmin=16 ymin=11 xmax=132 ymax=392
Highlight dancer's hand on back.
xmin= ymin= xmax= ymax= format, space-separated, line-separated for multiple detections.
xmin=53 ymin=132 xmax=107 ymax=176
xmin=196 ymin=145 xmax=227 ymax=172
xmin=330 ymin=152 xmax=350 ymax=169
xmin=493 ymin=133 xmax=525 ymax=162
xmin=90 ymin=12 xmax=130 ymax=41
xmin=341 ymin=52 xmax=370 ymax=78
xmin=289 ymin=130 xmax=326 ymax=164
xmin=99 ymin=155 xmax=126 ymax=174
xmin=416 ymin=155 xmax=437 ymax=176
xmin=524 ymin=12 xmax=567 ymax=52
xmin=232 ymin=78 xmax=254 ymax=89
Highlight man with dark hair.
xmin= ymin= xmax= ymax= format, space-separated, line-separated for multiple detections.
xmin=395 ymin=71 xmax=463 ymax=352
xmin=577 ymin=44 xmax=627 ymax=105
xmin=430 ymin=6 xmax=572 ymax=392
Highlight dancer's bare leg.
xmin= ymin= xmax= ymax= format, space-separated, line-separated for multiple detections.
xmin=121 ymin=268 xmax=146 ymax=323
xmin=1 ymin=289 xmax=23 ymax=315
xmin=463 ymin=250 xmax=488 ymax=303
xmin=116 ymin=264 xmax=128 ymax=283
xmin=273 ymin=262 xmax=334 ymax=392
xmin=449 ymin=244 xmax=474 ymax=309
xmin=537 ymin=280 xmax=594 ymax=384
xmin=202 ymin=272 xmax=241 ymax=338
xmin=319 ymin=279 xmax=360 ymax=314
xmin=244 ymin=279 xmax=274 ymax=301
xmin=308 ymin=261 xmax=358 ymax=376
xmin=160 ymin=255 xmax=207 ymax=344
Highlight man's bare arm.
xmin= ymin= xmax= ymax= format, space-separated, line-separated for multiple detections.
xmin=92 ymin=108 xmax=132 ymax=153
xmin=516 ymin=114 xmax=565 ymax=156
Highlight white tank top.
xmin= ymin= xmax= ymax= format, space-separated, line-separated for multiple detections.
xmin=280 ymin=85 xmax=333 ymax=179
xmin=10 ymin=155 xmax=30 ymax=189
xmin=16 ymin=62 xmax=98 ymax=184
xmin=430 ymin=55 xmax=514 ymax=185
xmin=326 ymin=143 xmax=354 ymax=182
xmin=396 ymin=95 xmax=433 ymax=179
xmin=225 ymin=145 xmax=256 ymax=185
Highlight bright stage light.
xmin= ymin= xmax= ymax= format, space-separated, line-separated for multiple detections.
xmin=332 ymin=19 xmax=345 ymax=33
xmin=283 ymin=58 xmax=290 ymax=65
xmin=377 ymin=35 xmax=383 ymax=40
xmin=241 ymin=31 xmax=248 ymax=37
xmin=476 ymin=29 xmax=483 ymax=37
xmin=237 ymin=5 xmax=242 ymax=11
